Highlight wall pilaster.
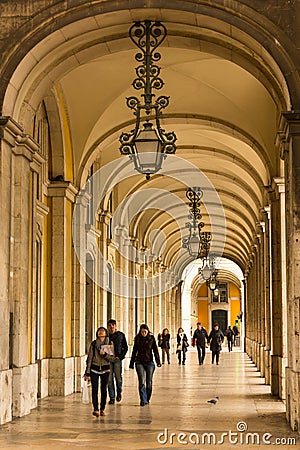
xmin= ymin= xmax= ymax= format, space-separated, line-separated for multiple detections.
xmin=0 ymin=117 xmax=23 ymax=423
xmin=47 ymin=181 xmax=78 ymax=396
xmin=277 ymin=111 xmax=300 ymax=431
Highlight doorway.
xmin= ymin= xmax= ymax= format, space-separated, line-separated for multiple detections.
xmin=212 ymin=310 xmax=227 ymax=333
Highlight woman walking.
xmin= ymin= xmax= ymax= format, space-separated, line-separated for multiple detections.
xmin=208 ymin=322 xmax=224 ymax=365
xmin=129 ymin=324 xmax=161 ymax=406
xmin=159 ymin=328 xmax=171 ymax=364
xmin=84 ymin=326 xmax=115 ymax=417
xmin=176 ymin=327 xmax=189 ymax=365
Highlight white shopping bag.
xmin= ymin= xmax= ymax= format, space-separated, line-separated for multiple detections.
xmin=82 ymin=379 xmax=89 ymax=404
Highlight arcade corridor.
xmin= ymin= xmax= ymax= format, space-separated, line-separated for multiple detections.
xmin=1 ymin=0 xmax=300 ymax=438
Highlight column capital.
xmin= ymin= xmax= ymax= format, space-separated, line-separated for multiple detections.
xmin=13 ymin=134 xmax=41 ymax=164
xmin=0 ymin=116 xmax=23 ymax=144
xmin=47 ymin=181 xmax=78 ymax=202
xmin=277 ymin=111 xmax=300 ymax=160
xmin=273 ymin=176 xmax=285 ymax=194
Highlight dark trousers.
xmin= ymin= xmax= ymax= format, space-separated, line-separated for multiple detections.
xmin=90 ymin=371 xmax=109 ymax=411
xmin=177 ymin=349 xmax=186 ymax=364
xmin=162 ymin=348 xmax=170 ymax=364
xmin=196 ymin=344 xmax=206 ymax=364
xmin=212 ymin=350 xmax=220 ymax=364
xmin=227 ymin=339 xmax=233 ymax=352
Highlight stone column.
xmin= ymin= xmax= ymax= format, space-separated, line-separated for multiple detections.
xmin=273 ymin=177 xmax=288 ymax=399
xmin=257 ymin=226 xmax=266 ymax=378
xmin=0 ymin=117 xmax=23 ymax=423
xmin=268 ymin=184 xmax=283 ymax=397
xmin=11 ymin=133 xmax=44 ymax=417
xmin=72 ymin=190 xmax=89 ymax=391
xmin=98 ymin=211 xmax=111 ymax=326
xmin=277 ymin=112 xmax=300 ymax=431
xmin=262 ymin=207 xmax=272 ymax=385
xmin=47 ymin=181 xmax=78 ymax=396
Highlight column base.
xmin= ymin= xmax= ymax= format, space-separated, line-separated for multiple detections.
xmin=13 ymin=364 xmax=38 ymax=418
xmin=286 ymin=367 xmax=300 ymax=431
xmin=48 ymin=357 xmax=75 ymax=396
xmin=264 ymin=348 xmax=271 ymax=385
xmin=74 ymin=355 xmax=87 ymax=392
xmin=0 ymin=369 xmax=12 ymax=424
xmin=271 ymin=355 xmax=286 ymax=399
xmin=38 ymin=358 xmax=49 ymax=398
xmin=259 ymin=343 xmax=265 ymax=375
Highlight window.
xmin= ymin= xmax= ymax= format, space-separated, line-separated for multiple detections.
xmin=211 ymin=283 xmax=228 ymax=303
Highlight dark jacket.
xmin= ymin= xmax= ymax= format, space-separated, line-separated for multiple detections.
xmin=159 ymin=333 xmax=170 ymax=349
xmin=85 ymin=337 xmax=115 ymax=375
xmin=192 ymin=327 xmax=208 ymax=346
xmin=208 ymin=329 xmax=224 ymax=352
xmin=176 ymin=333 xmax=189 ymax=352
xmin=109 ymin=330 xmax=128 ymax=360
xmin=224 ymin=328 xmax=234 ymax=341
xmin=129 ymin=333 xmax=161 ymax=367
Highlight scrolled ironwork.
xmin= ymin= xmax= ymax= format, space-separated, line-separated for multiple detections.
xmin=119 ymin=20 xmax=177 ymax=178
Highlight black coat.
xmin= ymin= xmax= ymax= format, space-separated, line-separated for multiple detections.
xmin=208 ymin=329 xmax=224 ymax=352
xmin=159 ymin=333 xmax=170 ymax=349
xmin=109 ymin=330 xmax=128 ymax=360
xmin=129 ymin=333 xmax=161 ymax=367
xmin=224 ymin=328 xmax=234 ymax=342
xmin=192 ymin=327 xmax=208 ymax=346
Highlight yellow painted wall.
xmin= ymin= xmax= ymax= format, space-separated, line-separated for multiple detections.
xmin=197 ymin=284 xmax=209 ymax=329
xmin=198 ymin=284 xmax=208 ymax=296
xmin=55 ymin=84 xmax=74 ymax=183
xmin=197 ymin=282 xmax=240 ymax=331
xmin=198 ymin=300 xmax=209 ymax=330
xmin=65 ymin=200 xmax=72 ymax=357
xmin=230 ymin=299 xmax=241 ymax=329
xmin=28 ymin=172 xmax=33 ymax=364
xmin=44 ymin=195 xmax=52 ymax=358
xmin=230 ymin=284 xmax=240 ymax=297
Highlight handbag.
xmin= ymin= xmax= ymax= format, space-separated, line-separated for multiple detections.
xmin=82 ymin=379 xmax=89 ymax=404
xmin=177 ymin=344 xmax=182 ymax=351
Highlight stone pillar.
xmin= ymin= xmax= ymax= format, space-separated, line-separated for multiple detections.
xmin=114 ymin=225 xmax=130 ymax=345
xmin=72 ymin=190 xmax=89 ymax=391
xmin=47 ymin=181 xmax=78 ymax=396
xmin=98 ymin=211 xmax=111 ymax=326
xmin=257 ymin=226 xmax=266 ymax=378
xmin=269 ymin=184 xmax=283 ymax=397
xmin=11 ymin=133 xmax=44 ymax=417
xmin=277 ymin=112 xmax=300 ymax=431
xmin=273 ymin=177 xmax=288 ymax=399
xmin=262 ymin=207 xmax=272 ymax=385
xmin=0 ymin=117 xmax=22 ymax=424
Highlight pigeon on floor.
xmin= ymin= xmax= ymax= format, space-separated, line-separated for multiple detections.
xmin=207 ymin=396 xmax=219 ymax=404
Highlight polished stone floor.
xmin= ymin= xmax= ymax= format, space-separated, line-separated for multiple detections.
xmin=0 ymin=349 xmax=298 ymax=449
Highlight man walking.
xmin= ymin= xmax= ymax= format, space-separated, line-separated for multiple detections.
xmin=224 ymin=325 xmax=234 ymax=352
xmin=192 ymin=322 xmax=208 ymax=365
xmin=107 ymin=319 xmax=128 ymax=404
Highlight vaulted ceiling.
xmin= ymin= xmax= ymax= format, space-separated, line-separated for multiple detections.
xmin=4 ymin=8 xmax=290 ymax=276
